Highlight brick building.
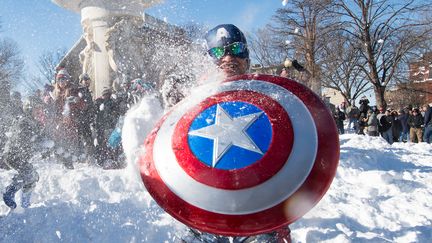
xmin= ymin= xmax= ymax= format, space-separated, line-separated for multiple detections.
xmin=387 ymin=52 xmax=432 ymax=108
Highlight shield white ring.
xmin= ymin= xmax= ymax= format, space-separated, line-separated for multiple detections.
xmin=152 ymin=80 xmax=318 ymax=214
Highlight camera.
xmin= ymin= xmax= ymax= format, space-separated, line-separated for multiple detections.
xmin=359 ymin=98 xmax=369 ymax=106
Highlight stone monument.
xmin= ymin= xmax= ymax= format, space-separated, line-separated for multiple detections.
xmin=52 ymin=0 xmax=163 ymax=97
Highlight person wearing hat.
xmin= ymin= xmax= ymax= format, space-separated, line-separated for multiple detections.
xmin=397 ymin=108 xmax=409 ymax=142
xmin=423 ymin=103 xmax=432 ymax=143
xmin=204 ymin=24 xmax=250 ymax=78
xmin=365 ymin=109 xmax=379 ymax=136
xmin=1 ymin=97 xmax=41 ymax=209
xmin=377 ymin=106 xmax=393 ymax=144
xmin=177 ymin=24 xmax=292 ymax=243
xmin=160 ymin=23 xmax=251 ymax=110
xmin=52 ymin=68 xmax=83 ymax=169
xmin=77 ymin=73 xmax=95 ymax=162
xmin=407 ymin=108 xmax=424 ymax=143
xmin=93 ymin=87 xmax=121 ymax=167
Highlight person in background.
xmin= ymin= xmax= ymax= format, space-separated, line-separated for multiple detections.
xmin=94 ymin=87 xmax=121 ymax=168
xmin=52 ymin=68 xmax=83 ymax=169
xmin=421 ymin=104 xmax=428 ymax=117
xmin=279 ymin=58 xmax=311 ymax=85
xmin=365 ymin=109 xmax=378 ymax=136
xmin=377 ymin=107 xmax=393 ymax=144
xmin=357 ymin=97 xmax=370 ymax=135
xmin=77 ymin=73 xmax=95 ymax=162
xmin=333 ymin=106 xmax=346 ymax=134
xmin=346 ymin=102 xmax=360 ymax=133
xmin=397 ymin=108 xmax=409 ymax=143
xmin=390 ymin=109 xmax=401 ymax=142
xmin=423 ymin=103 xmax=432 ymax=144
xmin=1 ymin=99 xmax=41 ymax=209
xmin=407 ymin=108 xmax=424 ymax=143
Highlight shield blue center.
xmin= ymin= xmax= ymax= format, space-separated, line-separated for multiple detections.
xmin=188 ymin=101 xmax=272 ymax=170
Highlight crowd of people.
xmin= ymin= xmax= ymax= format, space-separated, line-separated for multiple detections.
xmin=333 ymin=96 xmax=432 ymax=144
xmin=1 ymin=23 xmax=294 ymax=242
xmin=0 ymin=67 xmax=157 ymax=208
xmin=2 ymin=21 xmax=430 ymax=242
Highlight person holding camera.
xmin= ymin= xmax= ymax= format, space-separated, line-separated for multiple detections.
xmin=357 ymin=96 xmax=370 ymax=135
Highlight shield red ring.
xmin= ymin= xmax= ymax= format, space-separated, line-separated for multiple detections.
xmin=139 ymin=74 xmax=339 ymax=236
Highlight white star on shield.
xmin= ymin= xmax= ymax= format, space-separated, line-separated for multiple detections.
xmin=188 ymin=104 xmax=264 ymax=168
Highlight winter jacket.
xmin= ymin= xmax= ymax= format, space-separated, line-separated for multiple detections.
xmin=94 ymin=96 xmax=120 ymax=134
xmin=398 ymin=113 xmax=409 ymax=133
xmin=392 ymin=115 xmax=402 ymax=139
xmin=76 ymin=85 xmax=94 ymax=125
xmin=347 ymin=106 xmax=360 ymax=119
xmin=407 ymin=114 xmax=424 ymax=128
xmin=424 ymin=106 xmax=432 ymax=127
xmin=366 ymin=112 xmax=378 ymax=132
xmin=377 ymin=113 xmax=391 ymax=133
xmin=333 ymin=110 xmax=346 ymax=127
xmin=53 ymin=84 xmax=85 ymax=146
xmin=2 ymin=112 xmax=41 ymax=171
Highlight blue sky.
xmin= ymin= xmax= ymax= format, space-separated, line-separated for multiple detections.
xmin=0 ymin=0 xmax=284 ymax=88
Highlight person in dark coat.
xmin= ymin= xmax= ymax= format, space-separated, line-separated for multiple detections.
xmin=407 ymin=108 xmax=424 ymax=143
xmin=377 ymin=107 xmax=393 ymax=144
xmin=397 ymin=109 xmax=409 ymax=142
xmin=347 ymin=103 xmax=360 ymax=133
xmin=333 ymin=106 xmax=346 ymax=134
xmin=77 ymin=73 xmax=95 ymax=161
xmin=94 ymin=87 xmax=121 ymax=167
xmin=390 ymin=109 xmax=401 ymax=142
xmin=2 ymin=103 xmax=41 ymax=209
xmin=357 ymin=97 xmax=370 ymax=135
xmin=423 ymin=104 xmax=432 ymax=144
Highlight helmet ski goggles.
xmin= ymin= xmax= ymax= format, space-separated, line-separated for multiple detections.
xmin=208 ymin=42 xmax=248 ymax=60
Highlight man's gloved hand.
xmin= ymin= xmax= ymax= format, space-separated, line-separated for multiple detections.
xmin=108 ymin=128 xmax=122 ymax=148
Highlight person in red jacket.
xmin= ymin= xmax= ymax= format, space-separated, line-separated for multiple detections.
xmin=52 ymin=68 xmax=85 ymax=169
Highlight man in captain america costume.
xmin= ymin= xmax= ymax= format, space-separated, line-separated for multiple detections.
xmin=182 ymin=24 xmax=292 ymax=242
xmin=124 ymin=24 xmax=339 ymax=243
xmin=170 ymin=24 xmax=295 ymax=242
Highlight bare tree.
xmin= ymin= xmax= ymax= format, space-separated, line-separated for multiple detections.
xmin=335 ymin=0 xmax=432 ymax=109
xmin=269 ymin=0 xmax=340 ymax=95
xmin=321 ymin=31 xmax=372 ymax=104
xmin=0 ymin=38 xmax=24 ymax=100
xmin=247 ymin=27 xmax=286 ymax=69
xmin=0 ymin=35 xmax=24 ymax=150
xmin=37 ymin=49 xmax=67 ymax=84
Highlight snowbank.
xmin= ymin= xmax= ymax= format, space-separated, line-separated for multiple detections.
xmin=1 ymin=134 xmax=431 ymax=242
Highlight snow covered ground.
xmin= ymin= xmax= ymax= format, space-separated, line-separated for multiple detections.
xmin=1 ymin=134 xmax=431 ymax=242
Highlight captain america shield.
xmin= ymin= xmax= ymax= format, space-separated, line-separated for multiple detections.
xmin=140 ymin=74 xmax=339 ymax=236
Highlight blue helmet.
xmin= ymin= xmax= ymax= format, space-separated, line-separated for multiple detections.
xmin=205 ymin=24 xmax=249 ymax=59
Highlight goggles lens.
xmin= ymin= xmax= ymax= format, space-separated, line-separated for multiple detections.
xmin=208 ymin=42 xmax=247 ymax=59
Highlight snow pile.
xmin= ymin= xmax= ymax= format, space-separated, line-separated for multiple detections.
xmin=291 ymin=135 xmax=432 ymax=242
xmin=1 ymin=134 xmax=431 ymax=242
